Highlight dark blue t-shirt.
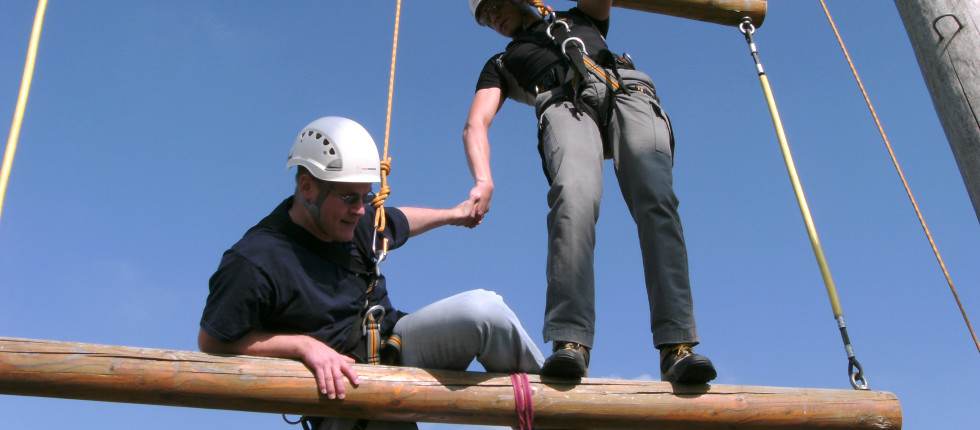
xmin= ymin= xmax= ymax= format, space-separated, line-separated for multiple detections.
xmin=200 ymin=197 xmax=409 ymax=354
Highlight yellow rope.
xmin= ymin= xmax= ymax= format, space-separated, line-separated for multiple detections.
xmin=527 ymin=0 xmax=554 ymax=19
xmin=1 ymin=0 xmax=49 ymax=226
xmin=372 ymin=0 xmax=402 ymax=255
xmin=819 ymin=0 xmax=979 ymax=355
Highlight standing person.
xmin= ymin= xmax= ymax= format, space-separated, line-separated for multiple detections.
xmin=199 ymin=116 xmax=543 ymax=430
xmin=462 ymin=0 xmax=716 ymax=383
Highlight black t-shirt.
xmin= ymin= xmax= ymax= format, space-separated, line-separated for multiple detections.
xmin=200 ymin=197 xmax=409 ymax=353
xmin=476 ymin=8 xmax=610 ymax=96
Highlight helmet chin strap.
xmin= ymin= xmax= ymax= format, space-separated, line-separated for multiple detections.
xmin=296 ymin=181 xmax=333 ymax=239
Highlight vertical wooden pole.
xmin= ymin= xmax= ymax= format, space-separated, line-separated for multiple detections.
xmin=894 ymin=0 xmax=980 ymax=225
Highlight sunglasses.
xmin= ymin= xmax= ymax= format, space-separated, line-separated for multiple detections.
xmin=331 ymin=190 xmax=376 ymax=205
xmin=479 ymin=0 xmax=505 ymax=25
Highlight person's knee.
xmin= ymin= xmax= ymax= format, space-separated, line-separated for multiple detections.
xmin=456 ymin=289 xmax=516 ymax=328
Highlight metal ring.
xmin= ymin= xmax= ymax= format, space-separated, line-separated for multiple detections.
xmin=848 ymin=359 xmax=869 ymax=390
xmin=739 ymin=17 xmax=755 ymax=35
xmin=361 ymin=305 xmax=386 ymax=335
xmin=546 ymin=19 xmax=569 ymax=40
xmin=562 ymin=37 xmax=587 ymax=56
xmin=544 ymin=10 xmax=556 ymax=24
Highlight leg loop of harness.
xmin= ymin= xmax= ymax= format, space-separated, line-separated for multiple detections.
xmin=362 ymin=305 xmax=385 ymax=365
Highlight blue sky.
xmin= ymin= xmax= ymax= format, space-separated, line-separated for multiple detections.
xmin=1 ymin=1 xmax=977 ymax=429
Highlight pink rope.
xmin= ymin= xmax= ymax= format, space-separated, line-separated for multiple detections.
xmin=510 ymin=373 xmax=534 ymax=430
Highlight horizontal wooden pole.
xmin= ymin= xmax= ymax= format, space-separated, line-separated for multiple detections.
xmin=0 ymin=337 xmax=900 ymax=429
xmin=613 ymin=0 xmax=767 ymax=27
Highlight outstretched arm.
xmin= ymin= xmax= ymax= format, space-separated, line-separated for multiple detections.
xmin=400 ymin=199 xmax=478 ymax=237
xmin=463 ymin=87 xmax=505 ymax=223
xmin=198 ymin=328 xmax=358 ymax=400
xmin=576 ymin=0 xmax=612 ymax=20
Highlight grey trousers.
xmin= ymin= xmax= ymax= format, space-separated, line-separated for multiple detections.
xmin=535 ymin=68 xmax=700 ymax=350
xmin=319 ymin=289 xmax=543 ymax=430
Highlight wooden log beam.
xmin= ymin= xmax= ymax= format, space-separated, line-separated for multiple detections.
xmin=0 ymin=337 xmax=901 ymax=429
xmin=612 ymin=0 xmax=767 ymax=27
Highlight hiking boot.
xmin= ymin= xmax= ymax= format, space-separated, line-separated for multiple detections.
xmin=659 ymin=344 xmax=716 ymax=384
xmin=541 ymin=341 xmax=590 ymax=378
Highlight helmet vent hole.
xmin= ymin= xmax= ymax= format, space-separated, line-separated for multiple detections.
xmin=329 ymin=148 xmax=336 ymax=155
xmin=316 ymin=133 xmax=322 ymax=140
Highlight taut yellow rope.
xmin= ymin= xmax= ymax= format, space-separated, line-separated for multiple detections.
xmin=371 ymin=0 xmax=402 ymax=256
xmin=819 ymin=0 xmax=978 ymax=355
xmin=1 ymin=0 xmax=49 ymax=226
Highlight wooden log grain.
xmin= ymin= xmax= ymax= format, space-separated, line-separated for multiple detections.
xmin=612 ymin=0 xmax=767 ymax=27
xmin=0 ymin=337 xmax=900 ymax=429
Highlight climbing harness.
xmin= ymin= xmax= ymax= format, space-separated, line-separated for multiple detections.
xmin=544 ymin=16 xmax=625 ymax=95
xmin=818 ymin=0 xmax=979 ymax=356
xmin=0 ymin=0 xmax=48 ymax=225
xmin=739 ymin=18 xmax=868 ymax=390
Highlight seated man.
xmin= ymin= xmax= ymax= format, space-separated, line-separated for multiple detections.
xmin=198 ymin=116 xmax=543 ymax=430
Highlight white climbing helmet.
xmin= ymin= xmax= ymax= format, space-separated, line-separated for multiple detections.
xmin=469 ymin=0 xmax=487 ymax=25
xmin=286 ymin=116 xmax=381 ymax=183
xmin=470 ymin=0 xmax=503 ymax=26
xmin=470 ymin=0 xmax=536 ymax=26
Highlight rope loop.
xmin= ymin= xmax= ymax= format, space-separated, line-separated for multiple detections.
xmin=372 ymin=158 xmax=392 ymax=232
xmin=510 ymin=373 xmax=534 ymax=430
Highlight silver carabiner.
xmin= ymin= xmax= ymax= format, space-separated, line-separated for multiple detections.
xmin=543 ymin=10 xmax=556 ymax=24
xmin=374 ymin=249 xmax=387 ymax=277
xmin=546 ymin=19 xmax=569 ymax=41
xmin=361 ymin=304 xmax=386 ymax=336
xmin=562 ymin=37 xmax=587 ymax=57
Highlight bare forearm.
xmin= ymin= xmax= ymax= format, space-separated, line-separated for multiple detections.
xmin=464 ymin=115 xmax=493 ymax=187
xmin=464 ymin=88 xmax=503 ymax=187
xmin=400 ymin=205 xmax=469 ymax=237
xmin=198 ymin=328 xmax=312 ymax=360
xmin=198 ymin=328 xmax=359 ymax=398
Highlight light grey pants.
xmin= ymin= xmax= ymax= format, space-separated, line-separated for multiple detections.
xmin=535 ymin=68 xmax=700 ymax=350
xmin=319 ymin=289 xmax=543 ymax=430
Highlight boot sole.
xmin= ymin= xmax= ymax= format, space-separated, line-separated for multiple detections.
xmin=541 ymin=350 xmax=588 ymax=378
xmin=664 ymin=356 xmax=717 ymax=384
